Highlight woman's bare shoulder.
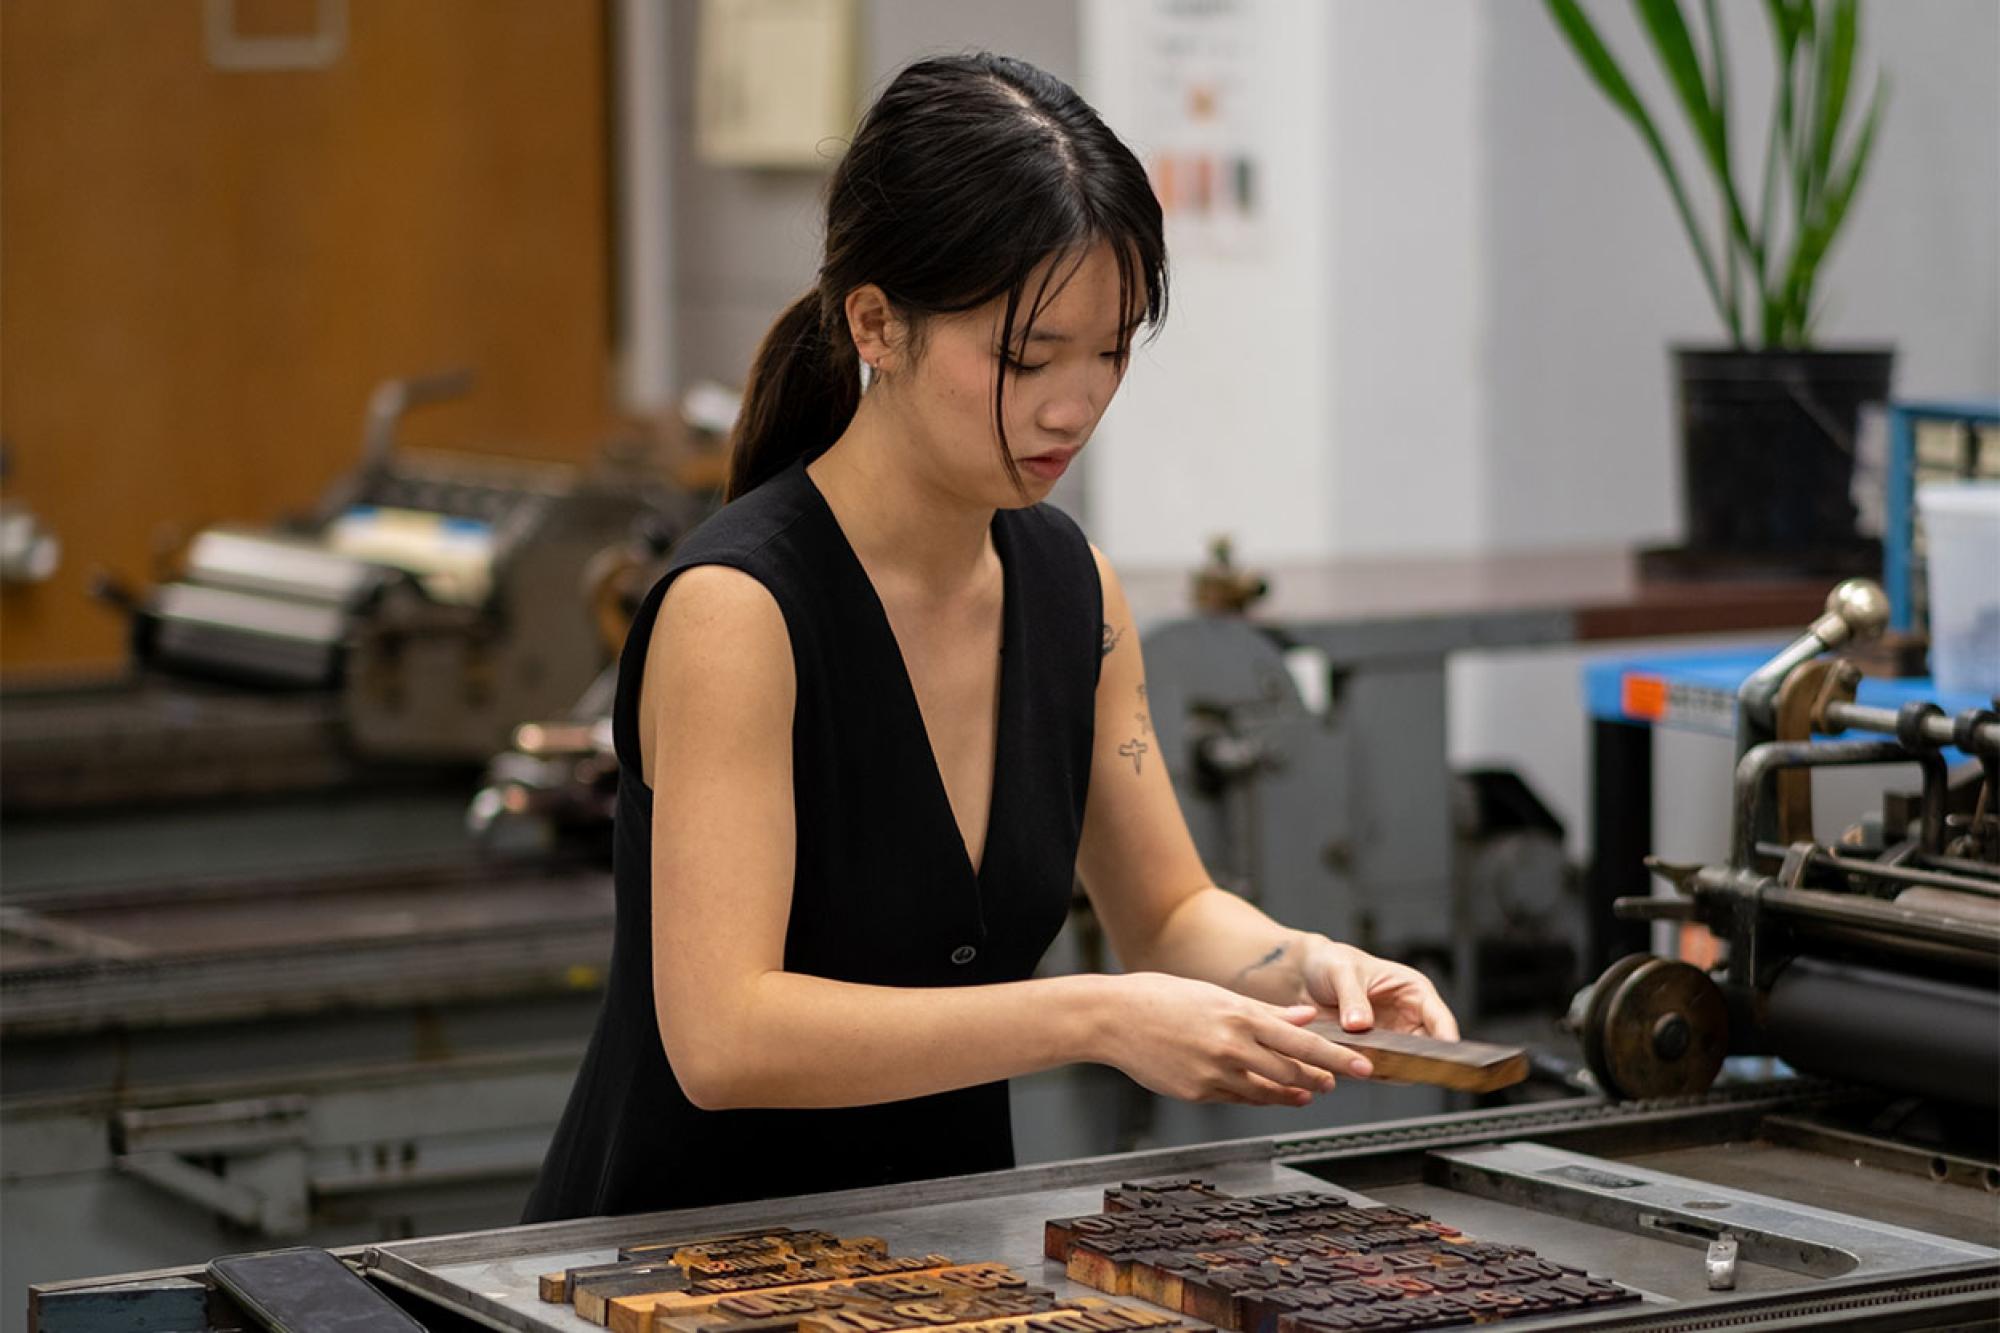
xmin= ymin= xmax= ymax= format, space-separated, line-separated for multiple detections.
xmin=639 ymin=565 xmax=794 ymax=780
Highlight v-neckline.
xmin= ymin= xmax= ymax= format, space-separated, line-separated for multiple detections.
xmin=798 ymin=463 xmax=1013 ymax=884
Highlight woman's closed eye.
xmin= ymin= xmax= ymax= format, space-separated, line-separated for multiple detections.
xmin=999 ymin=350 xmax=1127 ymax=376
xmin=999 ymin=352 xmax=1050 ymax=375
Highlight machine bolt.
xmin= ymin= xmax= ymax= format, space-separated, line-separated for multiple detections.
xmin=1651 ymin=1013 xmax=1691 ymax=1062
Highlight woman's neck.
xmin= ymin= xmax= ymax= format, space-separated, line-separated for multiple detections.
xmin=807 ymin=398 xmax=996 ymax=599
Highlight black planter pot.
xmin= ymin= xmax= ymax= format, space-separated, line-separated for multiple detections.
xmin=1669 ymin=345 xmax=1895 ymax=574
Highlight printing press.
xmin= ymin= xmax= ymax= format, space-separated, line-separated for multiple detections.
xmin=26 ymin=581 xmax=1999 ymax=1331
xmin=0 ymin=372 xmax=695 ymax=812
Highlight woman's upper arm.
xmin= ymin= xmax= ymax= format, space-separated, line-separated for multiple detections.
xmin=1074 ymin=545 xmax=1211 ymax=967
xmin=639 ymin=565 xmax=796 ymax=1099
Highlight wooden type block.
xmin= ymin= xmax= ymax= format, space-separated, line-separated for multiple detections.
xmin=623 ymin=1231 xmax=867 ymax=1265
xmin=682 ymin=1247 xmax=898 ymax=1285
xmin=1238 ymin=1284 xmax=1338 ymax=1333
xmin=553 ymin=1262 xmax=689 ymax=1315
xmin=651 ymin=1276 xmax=1049 ymax=1333
xmin=621 ymin=1229 xmax=807 ymax=1263
xmin=1049 ymin=1216 xmax=1250 ymax=1266
xmin=1275 ymin=1310 xmax=1404 ymax=1333
xmin=793 ymin=1290 xmax=1064 ymax=1333
xmin=1302 ymin=1025 xmax=1527 ymax=1093
xmin=1173 ymin=1262 xmax=1289 ymax=1329
xmin=1101 ymin=1179 xmax=1225 ymax=1213
xmin=1127 ymin=1254 xmax=1208 ymax=1312
xmin=1242 ymin=1192 xmax=1349 ymax=1215
xmin=607 ymin=1260 xmax=982 ymax=1333
xmin=1551 ymin=1274 xmax=1639 ymax=1308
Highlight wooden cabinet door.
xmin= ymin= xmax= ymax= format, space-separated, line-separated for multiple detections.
xmin=1 ymin=0 xmax=614 ymax=672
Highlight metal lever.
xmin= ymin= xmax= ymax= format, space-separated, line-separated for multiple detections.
xmin=1737 ymin=579 xmax=1890 ymax=750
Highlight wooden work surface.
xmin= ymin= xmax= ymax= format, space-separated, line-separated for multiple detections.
xmin=1121 ymin=549 xmax=1830 ymax=643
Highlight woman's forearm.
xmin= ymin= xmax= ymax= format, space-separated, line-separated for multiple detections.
xmin=663 ymin=970 xmax=1118 ymax=1110
xmin=1132 ymin=885 xmax=1322 ymax=1006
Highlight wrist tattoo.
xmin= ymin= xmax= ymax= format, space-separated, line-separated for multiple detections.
xmin=1101 ymin=622 xmax=1126 ymax=658
xmin=1234 ymin=942 xmax=1288 ymax=985
xmin=1117 ymin=736 xmax=1149 ymax=774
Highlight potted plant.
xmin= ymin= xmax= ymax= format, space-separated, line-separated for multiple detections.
xmin=1547 ymin=0 xmax=1889 ymax=574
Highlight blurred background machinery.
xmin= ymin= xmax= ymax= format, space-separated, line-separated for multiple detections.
xmin=1 ymin=373 xmax=695 ymax=812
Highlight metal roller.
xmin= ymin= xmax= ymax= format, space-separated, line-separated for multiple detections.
xmin=1763 ymin=957 xmax=2000 ymax=1110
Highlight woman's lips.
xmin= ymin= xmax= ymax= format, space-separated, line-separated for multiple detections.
xmin=1021 ymin=450 xmax=1075 ymax=481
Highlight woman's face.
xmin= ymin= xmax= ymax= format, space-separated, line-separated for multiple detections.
xmin=886 ymin=242 xmax=1135 ymax=508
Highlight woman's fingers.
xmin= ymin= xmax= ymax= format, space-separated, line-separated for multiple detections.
xmin=1418 ymin=987 xmax=1461 ymax=1041
xmin=1260 ymin=1015 xmax=1373 ymax=1079
xmin=1235 ymin=1039 xmax=1336 ymax=1095
xmin=1319 ymin=953 xmax=1375 ymax=1031
xmin=1225 ymin=1070 xmax=1314 ymax=1107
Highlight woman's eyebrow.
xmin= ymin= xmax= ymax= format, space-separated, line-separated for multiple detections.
xmin=1024 ymin=316 xmax=1146 ymax=344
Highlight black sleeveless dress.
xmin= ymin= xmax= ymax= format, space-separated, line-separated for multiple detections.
xmin=521 ymin=459 xmax=1101 ymax=1220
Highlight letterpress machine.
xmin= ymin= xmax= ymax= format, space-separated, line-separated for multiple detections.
xmin=1573 ymin=578 xmax=2000 ymax=1120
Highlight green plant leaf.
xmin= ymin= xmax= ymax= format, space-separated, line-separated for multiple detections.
xmin=1705 ymin=0 xmax=1745 ymax=327
xmin=1761 ymin=0 xmax=1804 ymax=54
xmin=1636 ymin=0 xmax=1762 ymax=325
xmin=1634 ymin=0 xmax=1725 ymax=164
xmin=1811 ymin=0 xmax=1858 ymax=191
xmin=1546 ymin=0 xmax=1739 ymax=341
xmin=1779 ymin=77 xmax=1884 ymax=344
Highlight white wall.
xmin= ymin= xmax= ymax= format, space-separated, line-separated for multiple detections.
xmin=1082 ymin=0 xmax=1341 ymax=566
xmin=1081 ymin=0 xmax=2000 ymax=870
xmin=1326 ymin=2 xmax=1488 ymax=555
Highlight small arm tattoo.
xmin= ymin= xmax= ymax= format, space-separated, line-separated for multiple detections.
xmin=1136 ymin=709 xmax=1151 ymax=738
xmin=1234 ymin=942 xmax=1288 ymax=986
xmin=1117 ymin=736 xmax=1149 ymax=774
xmin=1101 ymin=622 xmax=1126 ymax=658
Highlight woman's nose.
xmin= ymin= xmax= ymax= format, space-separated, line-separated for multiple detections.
xmin=1037 ymin=388 xmax=1094 ymax=437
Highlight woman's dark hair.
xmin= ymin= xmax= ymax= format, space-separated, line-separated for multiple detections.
xmin=727 ymin=53 xmax=1168 ymax=500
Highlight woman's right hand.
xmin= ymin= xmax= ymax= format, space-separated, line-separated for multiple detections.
xmin=1096 ymin=973 xmax=1375 ymax=1107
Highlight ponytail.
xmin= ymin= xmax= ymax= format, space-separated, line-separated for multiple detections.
xmin=726 ymin=287 xmax=862 ymax=500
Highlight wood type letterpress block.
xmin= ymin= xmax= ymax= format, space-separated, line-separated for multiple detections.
xmin=610 ymin=1260 xmax=973 ymax=1333
xmin=621 ymin=1230 xmax=802 ymax=1263
xmin=652 ymin=1288 xmax=856 ymax=1333
xmin=545 ymin=1260 xmax=686 ymax=1308
xmin=1127 ymin=1253 xmax=1208 ymax=1311
xmin=1238 ymin=1284 xmax=1340 ymax=1333
xmin=1375 ymin=1253 xmax=1431 ymax=1276
xmin=1467 ymin=1286 xmax=1530 ymax=1317
xmin=1177 ymin=1262 xmax=1280 ymax=1328
xmin=1302 ymin=1025 xmax=1527 ymax=1093
xmin=578 ymin=1270 xmax=720 ymax=1327
xmin=1101 ymin=1180 xmax=1225 ymax=1213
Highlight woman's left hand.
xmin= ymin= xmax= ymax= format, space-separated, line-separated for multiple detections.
xmin=1300 ymin=938 xmax=1459 ymax=1041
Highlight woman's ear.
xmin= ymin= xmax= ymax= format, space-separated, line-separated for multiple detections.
xmin=843 ymin=284 xmax=907 ymax=375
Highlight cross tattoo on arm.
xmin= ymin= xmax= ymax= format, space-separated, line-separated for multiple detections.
xmin=1118 ymin=736 xmax=1149 ymax=774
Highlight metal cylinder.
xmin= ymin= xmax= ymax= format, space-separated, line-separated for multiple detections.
xmin=1763 ymin=957 xmax=1999 ymax=1109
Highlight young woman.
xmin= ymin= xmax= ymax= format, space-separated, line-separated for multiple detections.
xmin=523 ymin=53 xmax=1455 ymax=1222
